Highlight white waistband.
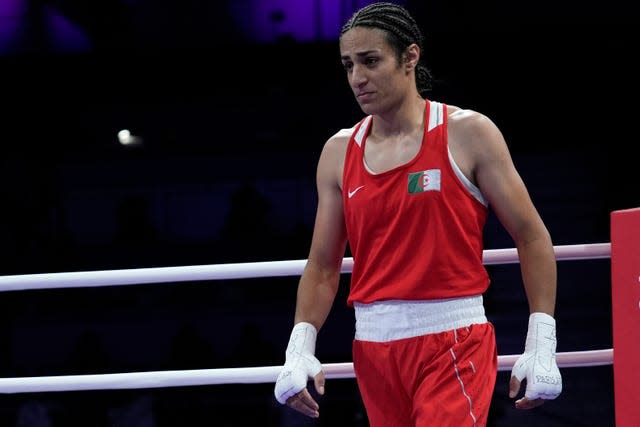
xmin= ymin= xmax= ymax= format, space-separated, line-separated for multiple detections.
xmin=354 ymin=295 xmax=487 ymax=342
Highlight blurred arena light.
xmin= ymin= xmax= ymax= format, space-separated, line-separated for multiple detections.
xmin=117 ymin=129 xmax=143 ymax=146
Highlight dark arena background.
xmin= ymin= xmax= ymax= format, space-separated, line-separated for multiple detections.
xmin=1 ymin=1 xmax=638 ymax=426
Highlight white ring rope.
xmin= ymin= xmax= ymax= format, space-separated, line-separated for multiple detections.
xmin=0 ymin=349 xmax=613 ymax=393
xmin=0 ymin=350 xmax=613 ymax=394
xmin=0 ymin=243 xmax=611 ymax=292
xmin=0 ymin=242 xmax=613 ymax=394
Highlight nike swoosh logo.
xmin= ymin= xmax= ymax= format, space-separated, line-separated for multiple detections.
xmin=348 ymin=185 xmax=365 ymax=198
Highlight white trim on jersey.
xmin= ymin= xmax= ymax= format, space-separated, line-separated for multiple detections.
xmin=448 ymin=147 xmax=488 ymax=207
xmin=428 ymin=100 xmax=444 ymax=132
xmin=354 ymin=115 xmax=372 ymax=147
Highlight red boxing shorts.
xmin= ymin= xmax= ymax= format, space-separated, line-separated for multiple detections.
xmin=352 ymin=322 xmax=497 ymax=427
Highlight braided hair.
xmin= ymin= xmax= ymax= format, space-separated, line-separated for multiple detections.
xmin=340 ymin=2 xmax=432 ymax=97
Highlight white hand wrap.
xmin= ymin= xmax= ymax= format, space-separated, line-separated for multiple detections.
xmin=511 ymin=312 xmax=562 ymax=400
xmin=274 ymin=322 xmax=323 ymax=405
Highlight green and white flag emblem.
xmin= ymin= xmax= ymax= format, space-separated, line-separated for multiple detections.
xmin=408 ymin=169 xmax=441 ymax=194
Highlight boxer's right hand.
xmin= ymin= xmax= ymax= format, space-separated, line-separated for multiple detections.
xmin=274 ymin=322 xmax=325 ymax=418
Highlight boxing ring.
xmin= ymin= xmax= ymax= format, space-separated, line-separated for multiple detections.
xmin=0 ymin=208 xmax=637 ymax=426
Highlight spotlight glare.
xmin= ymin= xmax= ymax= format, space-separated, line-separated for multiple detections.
xmin=117 ymin=129 xmax=142 ymax=146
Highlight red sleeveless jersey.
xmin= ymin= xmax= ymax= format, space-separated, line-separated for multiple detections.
xmin=342 ymin=101 xmax=490 ymax=306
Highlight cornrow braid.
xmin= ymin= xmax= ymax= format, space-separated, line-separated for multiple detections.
xmin=340 ymin=2 xmax=432 ymax=96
